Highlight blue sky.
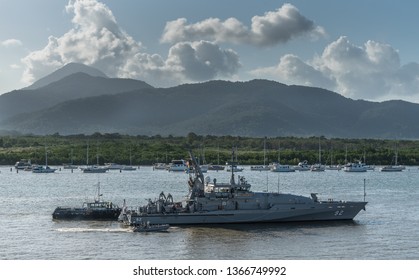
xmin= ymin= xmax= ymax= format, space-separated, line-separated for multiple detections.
xmin=1 ymin=0 xmax=419 ymax=103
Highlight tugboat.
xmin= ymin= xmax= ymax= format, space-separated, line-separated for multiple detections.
xmin=120 ymin=151 xmax=367 ymax=225
xmin=52 ymin=183 xmax=121 ymax=220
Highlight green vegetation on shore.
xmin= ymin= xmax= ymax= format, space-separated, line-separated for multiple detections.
xmin=0 ymin=133 xmax=418 ymax=166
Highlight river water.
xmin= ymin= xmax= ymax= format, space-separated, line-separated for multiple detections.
xmin=0 ymin=165 xmax=418 ymax=260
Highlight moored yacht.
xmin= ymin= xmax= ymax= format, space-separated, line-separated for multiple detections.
xmin=153 ymin=163 xmax=167 ymax=170
xmin=225 ymin=163 xmax=244 ymax=172
xmin=32 ymin=147 xmax=56 ymax=173
xmin=310 ymin=163 xmax=325 ymax=172
xmin=250 ymin=165 xmax=271 ymax=171
xmin=293 ymin=160 xmax=311 ymax=171
xmin=311 ymin=139 xmax=325 ymax=171
xmin=105 ymin=163 xmax=125 ymax=170
xmin=251 ymin=137 xmax=270 ymax=171
xmin=14 ymin=159 xmax=32 ymax=170
xmin=270 ymin=163 xmax=295 ymax=172
xmin=32 ymin=165 xmax=57 ymax=173
xmin=168 ymin=159 xmax=188 ymax=172
xmin=344 ymin=162 xmax=367 ymax=172
xmin=81 ymin=165 xmax=109 ymax=173
xmin=380 ymin=165 xmax=404 ymax=172
xmin=380 ymin=149 xmax=404 ymax=172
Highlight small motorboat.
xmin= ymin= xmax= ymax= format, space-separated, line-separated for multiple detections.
xmin=132 ymin=221 xmax=170 ymax=232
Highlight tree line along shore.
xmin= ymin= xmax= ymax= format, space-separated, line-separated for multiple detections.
xmin=0 ymin=133 xmax=418 ymax=166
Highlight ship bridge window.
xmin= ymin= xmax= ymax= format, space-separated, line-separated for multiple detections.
xmin=214 ymin=187 xmax=231 ymax=193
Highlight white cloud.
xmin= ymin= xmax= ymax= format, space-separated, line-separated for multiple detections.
xmin=251 ymin=54 xmax=336 ymax=89
xmin=1 ymin=39 xmax=23 ymax=47
xmin=21 ymin=0 xmax=241 ymax=87
xmin=10 ymin=64 xmax=21 ymax=69
xmin=120 ymin=41 xmax=240 ymax=87
xmin=21 ymin=0 xmax=141 ymax=84
xmin=168 ymin=41 xmax=240 ymax=80
xmin=161 ymin=3 xmax=325 ymax=47
xmin=251 ymin=36 xmax=419 ymax=102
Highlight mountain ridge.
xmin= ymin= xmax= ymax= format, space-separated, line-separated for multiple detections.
xmin=0 ymin=72 xmax=153 ymax=122
xmin=2 ymin=78 xmax=419 ymax=138
xmin=1 ymin=63 xmax=418 ymax=138
xmin=25 ymin=62 xmax=108 ymax=90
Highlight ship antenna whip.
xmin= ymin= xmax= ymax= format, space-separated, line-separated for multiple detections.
xmin=229 ymin=147 xmax=236 ymax=185
xmin=363 ymin=178 xmax=367 ymax=203
xmin=266 ymin=172 xmax=269 ymax=193
xmin=95 ymin=181 xmax=102 ymax=202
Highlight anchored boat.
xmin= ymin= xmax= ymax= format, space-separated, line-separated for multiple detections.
xmin=120 ymin=151 xmax=367 ymax=226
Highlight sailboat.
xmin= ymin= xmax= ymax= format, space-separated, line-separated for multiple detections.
xmin=271 ymin=142 xmax=295 ymax=172
xmin=380 ymin=148 xmax=404 ymax=172
xmin=121 ymin=146 xmax=137 ymax=171
xmin=225 ymin=147 xmax=244 ymax=172
xmin=32 ymin=146 xmax=57 ymax=173
xmin=362 ymin=151 xmax=375 ymax=170
xmin=63 ymin=148 xmax=78 ymax=169
xmin=311 ymin=139 xmax=325 ymax=172
xmin=251 ymin=137 xmax=270 ymax=171
xmin=325 ymin=147 xmax=341 ymax=170
xmin=208 ymin=145 xmax=225 ymax=171
xmin=80 ymin=142 xmax=108 ymax=173
xmin=189 ymin=145 xmax=209 ymax=173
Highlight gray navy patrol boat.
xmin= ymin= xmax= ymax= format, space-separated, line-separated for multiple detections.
xmin=120 ymin=151 xmax=367 ymax=225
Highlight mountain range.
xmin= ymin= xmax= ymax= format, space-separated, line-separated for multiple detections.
xmin=1 ymin=63 xmax=418 ymax=139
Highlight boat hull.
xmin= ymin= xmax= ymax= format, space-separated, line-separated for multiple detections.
xmin=82 ymin=168 xmax=108 ymax=173
xmin=52 ymin=207 xmax=121 ymax=220
xmin=380 ymin=166 xmax=404 ymax=172
xmin=132 ymin=224 xmax=170 ymax=232
xmin=127 ymin=202 xmax=367 ymax=225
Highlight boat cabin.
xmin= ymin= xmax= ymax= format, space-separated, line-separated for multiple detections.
xmin=83 ymin=201 xmax=116 ymax=209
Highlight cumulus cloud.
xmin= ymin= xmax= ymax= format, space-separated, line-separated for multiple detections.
xmin=119 ymin=40 xmax=240 ymax=86
xmin=161 ymin=3 xmax=325 ymax=47
xmin=251 ymin=54 xmax=336 ymax=89
xmin=166 ymin=41 xmax=240 ymax=80
xmin=1 ymin=39 xmax=23 ymax=47
xmin=21 ymin=0 xmax=141 ymax=84
xmin=251 ymin=36 xmax=419 ymax=102
xmin=21 ymin=0 xmax=239 ymax=86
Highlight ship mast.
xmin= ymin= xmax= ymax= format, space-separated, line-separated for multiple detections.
xmin=228 ymin=147 xmax=237 ymax=185
xmin=188 ymin=150 xmax=205 ymax=198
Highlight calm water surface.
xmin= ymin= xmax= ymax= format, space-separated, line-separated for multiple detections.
xmin=0 ymin=165 xmax=418 ymax=260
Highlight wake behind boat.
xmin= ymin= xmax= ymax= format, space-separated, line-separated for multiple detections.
xmin=52 ymin=183 xmax=121 ymax=220
xmin=120 ymin=151 xmax=367 ymax=226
